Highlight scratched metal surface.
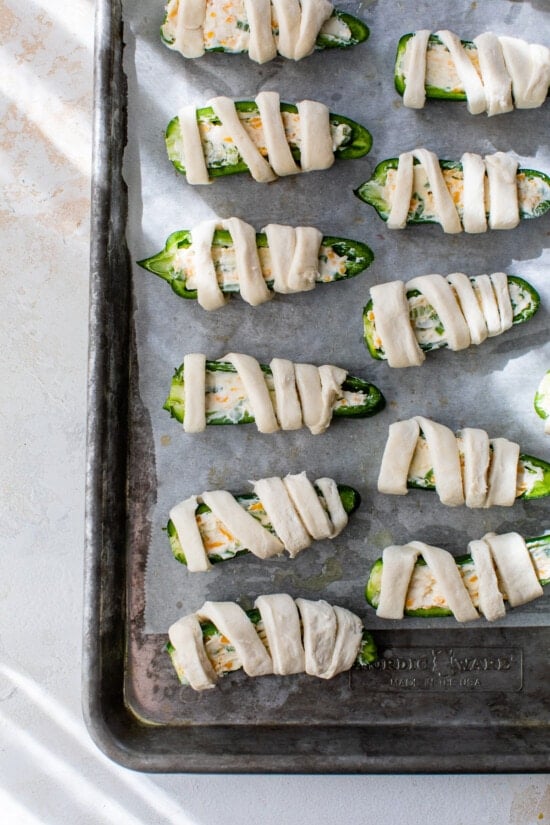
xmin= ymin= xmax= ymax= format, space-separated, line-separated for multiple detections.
xmin=84 ymin=0 xmax=550 ymax=770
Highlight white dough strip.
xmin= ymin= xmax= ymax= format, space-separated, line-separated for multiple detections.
xmin=198 ymin=601 xmax=274 ymax=676
xmin=222 ymin=218 xmax=271 ymax=306
xmin=254 ymin=595 xmax=305 ymax=675
xmin=173 ymin=0 xmax=205 ymax=58
xmin=263 ymin=224 xmax=297 ymax=293
xmin=271 ymin=0 xmax=302 ymax=58
xmin=269 ymin=357 xmax=302 ymax=429
xmin=295 ymin=598 xmax=337 ymax=676
xmin=472 ymin=274 xmax=502 ymax=336
xmin=223 ymin=352 xmax=280 ymax=433
xmin=201 ymin=489 xmax=284 ymax=559
xmin=484 ymin=438 xmax=520 ymax=508
xmin=483 ymin=532 xmax=544 ymax=607
xmin=410 ymin=541 xmax=480 ymax=621
xmin=283 ymin=471 xmax=334 ymax=540
xmin=208 ymin=96 xmax=277 ymax=183
xmin=386 ymin=152 xmax=414 ymax=230
xmin=315 ymin=477 xmax=348 ymax=537
xmin=287 ymin=226 xmax=322 ymax=292
xmin=182 ymin=353 xmax=206 ymax=432
xmin=461 ymin=152 xmax=487 ymax=234
xmin=412 ymin=148 xmax=462 ymax=233
xmin=377 ymin=418 xmax=420 ymax=496
xmin=253 ymin=476 xmax=311 ymax=557
xmin=168 ymin=614 xmax=217 ymax=690
xmin=169 ymin=495 xmax=210 ymax=571
xmin=297 ymin=99 xmax=335 ymax=172
xmin=402 ymin=30 xmax=430 ymax=109
xmin=255 ymin=92 xmax=300 ymax=176
xmin=474 ymin=32 xmax=513 ymax=116
xmin=468 ymin=540 xmax=506 ymax=621
xmin=319 ymin=605 xmax=364 ymax=679
xmin=178 ymin=104 xmax=210 ymax=185
xmin=407 ymin=273 xmax=471 ymax=352
xmin=414 ymin=416 xmax=464 ymax=506
xmin=369 ymin=280 xmax=425 ymax=368
xmin=446 ymin=273 xmax=488 ymax=345
xmin=485 ymin=152 xmax=519 ymax=230
xmin=191 ymin=220 xmax=226 ymax=310
xmin=436 ymin=30 xmax=487 ymax=114
xmin=316 ymin=364 xmax=348 ymax=435
xmin=243 ymin=0 xmax=277 ymax=64
xmin=377 ymin=544 xmax=420 ymax=619
xmin=459 ymin=427 xmax=490 ymax=509
xmin=490 ymin=272 xmax=514 ymax=332
xmin=292 ymin=362 xmax=347 ymax=435
xmin=293 ymin=0 xmax=334 ymax=60
xmin=499 ymin=38 xmax=550 ymax=109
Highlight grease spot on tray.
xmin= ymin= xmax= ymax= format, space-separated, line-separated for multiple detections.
xmin=272 ymin=556 xmax=342 ymax=591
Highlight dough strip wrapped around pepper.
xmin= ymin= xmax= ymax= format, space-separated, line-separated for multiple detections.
xmin=354 ymin=149 xmax=550 ymax=232
xmin=366 ymin=532 xmax=549 ymax=622
xmin=161 ymin=0 xmax=370 ymax=63
xmin=167 ymin=594 xmax=377 ymax=689
xmin=138 ymin=218 xmax=374 ymax=308
xmin=377 ymin=415 xmax=550 ymax=506
xmin=395 ymin=30 xmax=550 ymax=114
xmin=363 ymin=273 xmax=539 ymax=367
xmin=168 ymin=472 xmax=360 ymax=571
xmin=164 ymin=353 xmax=385 ymax=434
xmin=167 ymin=92 xmax=372 ymax=184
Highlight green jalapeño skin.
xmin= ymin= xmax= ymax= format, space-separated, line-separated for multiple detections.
xmin=366 ymin=534 xmax=550 ymax=618
xmin=167 ymin=484 xmax=361 ymax=567
xmin=160 ymin=7 xmax=371 ymax=57
xmin=166 ymin=101 xmax=372 ymax=179
xmin=138 ymin=229 xmax=374 ymax=303
xmin=166 ymin=616 xmax=378 ymax=686
xmin=362 ymin=276 xmax=540 ymax=361
xmin=164 ymin=360 xmax=386 ymax=428
xmin=355 ymin=157 xmax=550 ymax=227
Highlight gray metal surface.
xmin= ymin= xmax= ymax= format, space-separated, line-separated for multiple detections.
xmin=84 ymin=0 xmax=550 ymax=771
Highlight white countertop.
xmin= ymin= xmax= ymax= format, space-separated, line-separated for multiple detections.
xmin=1 ymin=1 xmax=549 ymax=821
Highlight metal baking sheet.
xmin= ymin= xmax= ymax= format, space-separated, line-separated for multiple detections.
xmin=84 ymin=0 xmax=550 ymax=771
